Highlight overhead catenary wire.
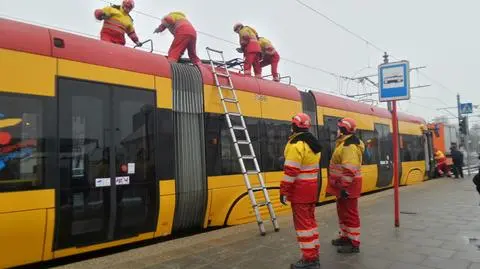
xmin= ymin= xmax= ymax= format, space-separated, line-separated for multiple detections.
xmin=294 ymin=0 xmax=387 ymax=53
xmin=98 ymin=0 xmax=348 ymax=80
xmin=2 ymin=12 xmax=345 ymax=97
xmin=292 ymin=0 xmax=458 ymax=97
xmin=106 ymin=0 xmax=456 ymax=112
xmin=3 ymin=0 xmax=453 ymax=111
xmin=0 ymin=13 xmax=168 ymax=54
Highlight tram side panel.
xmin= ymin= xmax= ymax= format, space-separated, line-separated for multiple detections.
xmin=0 ymin=18 xmax=58 ymax=267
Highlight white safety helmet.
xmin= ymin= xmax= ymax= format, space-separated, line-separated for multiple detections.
xmin=233 ymin=23 xmax=243 ymax=33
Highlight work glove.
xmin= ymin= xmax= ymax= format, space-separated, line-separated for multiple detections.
xmin=280 ymin=194 xmax=288 ymax=206
xmin=135 ymin=41 xmax=142 ymax=47
xmin=340 ymin=189 xmax=349 ymax=199
xmin=153 ymin=27 xmax=162 ymax=34
xmin=236 ymin=47 xmax=243 ymax=53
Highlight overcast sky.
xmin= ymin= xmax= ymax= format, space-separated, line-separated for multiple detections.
xmin=1 ymin=0 xmax=479 ymax=123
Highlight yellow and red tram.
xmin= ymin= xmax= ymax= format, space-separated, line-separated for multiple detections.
xmin=0 ymin=18 xmax=429 ymax=268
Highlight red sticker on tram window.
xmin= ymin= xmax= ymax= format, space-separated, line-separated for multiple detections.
xmin=121 ymin=164 xmax=128 ymax=173
xmin=0 ymin=132 xmax=12 ymax=145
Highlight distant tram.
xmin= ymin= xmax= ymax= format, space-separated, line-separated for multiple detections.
xmin=0 ymin=18 xmax=434 ymax=268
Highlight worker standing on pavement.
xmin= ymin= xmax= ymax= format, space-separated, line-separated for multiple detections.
xmin=258 ymin=37 xmax=280 ymax=82
xmin=280 ymin=113 xmax=322 ymax=269
xmin=450 ymin=144 xmax=464 ymax=179
xmin=233 ymin=23 xmax=262 ymax=78
xmin=327 ymin=118 xmax=364 ymax=254
xmin=153 ymin=12 xmax=201 ymax=65
xmin=94 ymin=0 xmax=142 ymax=46
xmin=473 ymin=156 xmax=480 ymax=205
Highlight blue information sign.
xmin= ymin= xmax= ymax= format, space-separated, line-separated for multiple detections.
xmin=378 ymin=61 xmax=410 ymax=102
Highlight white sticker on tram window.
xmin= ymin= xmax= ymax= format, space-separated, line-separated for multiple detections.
xmin=128 ymin=163 xmax=135 ymax=174
xmin=95 ymin=178 xmax=111 ymax=188
xmin=116 ymin=176 xmax=130 ymax=185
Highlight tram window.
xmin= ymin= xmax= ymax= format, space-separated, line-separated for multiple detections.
xmin=321 ymin=116 xmax=342 ymax=167
xmin=0 ymin=94 xmax=45 ymax=192
xmin=261 ymin=119 xmax=291 ymax=172
xmin=204 ymin=113 xmax=261 ymax=176
xmin=359 ymin=130 xmax=377 ymax=165
xmin=401 ymin=135 xmax=425 ymax=162
xmin=317 ymin=125 xmax=331 ymax=168
xmin=157 ymin=109 xmax=174 ymax=180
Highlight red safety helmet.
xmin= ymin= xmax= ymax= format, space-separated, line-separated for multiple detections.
xmin=337 ymin=117 xmax=357 ymax=134
xmin=292 ymin=113 xmax=311 ymax=129
xmin=122 ymin=0 xmax=135 ymax=12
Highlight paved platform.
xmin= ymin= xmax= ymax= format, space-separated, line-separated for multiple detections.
xmin=55 ymin=176 xmax=480 ymax=269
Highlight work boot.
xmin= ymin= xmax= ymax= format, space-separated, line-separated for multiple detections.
xmin=290 ymin=259 xmax=320 ymax=269
xmin=337 ymin=244 xmax=360 ymax=254
xmin=331 ymin=237 xmax=350 ymax=246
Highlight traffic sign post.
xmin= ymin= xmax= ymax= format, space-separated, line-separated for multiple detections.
xmin=378 ymin=59 xmax=410 ymax=228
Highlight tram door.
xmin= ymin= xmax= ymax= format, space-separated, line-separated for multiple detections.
xmin=55 ymin=78 xmax=157 ymax=249
xmin=300 ymin=91 xmax=321 ymax=200
xmin=375 ymin=123 xmax=394 ymax=187
xmin=425 ymin=131 xmax=436 ymax=178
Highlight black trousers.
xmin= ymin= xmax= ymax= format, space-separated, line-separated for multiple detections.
xmin=453 ymin=165 xmax=464 ymax=178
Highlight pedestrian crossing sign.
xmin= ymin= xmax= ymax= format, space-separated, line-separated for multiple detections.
xmin=460 ymin=103 xmax=473 ymax=114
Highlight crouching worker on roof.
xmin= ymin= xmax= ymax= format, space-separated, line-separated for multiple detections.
xmin=94 ymin=0 xmax=142 ymax=46
xmin=154 ymin=12 xmax=201 ymax=66
xmin=280 ymin=113 xmax=322 ymax=269
xmin=327 ymin=118 xmax=364 ymax=254
xmin=259 ymin=37 xmax=280 ymax=82
xmin=233 ymin=23 xmax=262 ymax=78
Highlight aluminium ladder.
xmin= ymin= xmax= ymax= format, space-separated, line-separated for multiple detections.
xmin=205 ymin=47 xmax=280 ymax=236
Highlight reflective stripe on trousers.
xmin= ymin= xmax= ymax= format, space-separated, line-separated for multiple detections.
xmin=292 ymin=203 xmax=319 ymax=261
xmin=336 ymin=197 xmax=360 ymax=247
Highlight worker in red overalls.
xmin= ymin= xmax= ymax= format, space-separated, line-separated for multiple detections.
xmin=258 ymin=37 xmax=280 ymax=82
xmin=153 ymin=12 xmax=201 ymax=65
xmin=94 ymin=0 xmax=142 ymax=46
xmin=281 ymin=113 xmax=322 ymax=269
xmin=434 ymin=148 xmax=451 ymax=177
xmin=327 ymin=118 xmax=364 ymax=254
xmin=233 ymin=23 xmax=262 ymax=78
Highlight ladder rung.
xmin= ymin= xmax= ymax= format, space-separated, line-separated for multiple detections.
xmin=245 ymin=170 xmax=259 ymax=175
xmin=249 ymin=186 xmax=265 ymax=192
xmin=232 ymin=125 xmax=246 ymax=131
xmin=222 ymin=97 xmax=238 ymax=103
xmin=218 ymin=85 xmax=234 ymax=90
xmin=206 ymin=47 xmax=223 ymax=54
xmin=227 ymin=112 xmax=242 ymax=117
xmin=235 ymin=140 xmax=250 ymax=145
xmin=254 ymin=202 xmax=270 ymax=207
xmin=241 ymin=155 xmax=255 ymax=160
xmin=215 ymin=72 xmax=230 ymax=78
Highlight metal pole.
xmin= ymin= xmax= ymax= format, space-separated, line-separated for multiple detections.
xmin=392 ymin=100 xmax=400 ymax=227
xmin=382 ymin=51 xmax=400 ymax=227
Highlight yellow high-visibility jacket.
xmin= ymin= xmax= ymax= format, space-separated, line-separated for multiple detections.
xmin=157 ymin=11 xmax=196 ymax=36
xmin=258 ymin=37 xmax=277 ymax=56
xmin=94 ymin=5 xmax=139 ymax=42
xmin=238 ymin=26 xmax=261 ymax=53
xmin=281 ymin=132 xmax=321 ymax=203
xmin=327 ymin=134 xmax=365 ymax=198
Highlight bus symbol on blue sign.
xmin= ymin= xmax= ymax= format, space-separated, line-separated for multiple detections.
xmin=378 ymin=61 xmax=410 ymax=102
